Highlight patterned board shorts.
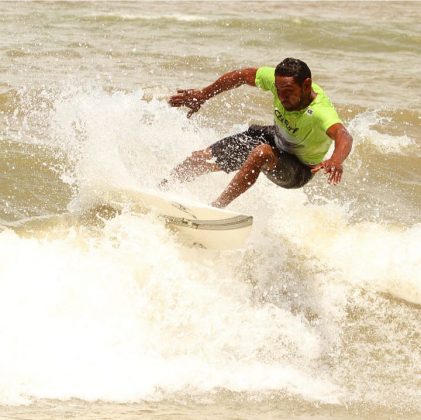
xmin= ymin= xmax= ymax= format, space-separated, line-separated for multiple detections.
xmin=210 ymin=125 xmax=313 ymax=189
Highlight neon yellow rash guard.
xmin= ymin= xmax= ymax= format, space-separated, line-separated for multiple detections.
xmin=255 ymin=66 xmax=342 ymax=165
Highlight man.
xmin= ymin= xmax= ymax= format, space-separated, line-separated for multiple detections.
xmin=166 ymin=58 xmax=353 ymax=208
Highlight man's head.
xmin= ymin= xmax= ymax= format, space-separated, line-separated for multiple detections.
xmin=274 ymin=58 xmax=313 ymax=111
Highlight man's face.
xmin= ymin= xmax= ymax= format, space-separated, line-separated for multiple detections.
xmin=275 ymin=75 xmax=308 ymax=111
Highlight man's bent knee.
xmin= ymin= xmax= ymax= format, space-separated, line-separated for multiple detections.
xmin=185 ymin=147 xmax=221 ymax=174
xmin=248 ymin=144 xmax=277 ymax=170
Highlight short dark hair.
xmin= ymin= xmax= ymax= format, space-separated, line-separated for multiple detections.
xmin=275 ymin=58 xmax=311 ymax=85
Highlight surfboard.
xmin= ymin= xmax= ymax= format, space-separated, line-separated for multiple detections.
xmin=102 ymin=188 xmax=253 ymax=249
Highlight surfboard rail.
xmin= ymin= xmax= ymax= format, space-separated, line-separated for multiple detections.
xmin=98 ymin=187 xmax=253 ymax=249
xmin=162 ymin=214 xmax=253 ymax=231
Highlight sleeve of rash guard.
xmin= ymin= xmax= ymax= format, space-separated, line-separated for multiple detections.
xmin=255 ymin=67 xmax=276 ymax=92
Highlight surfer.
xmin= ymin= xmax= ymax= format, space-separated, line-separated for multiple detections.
xmin=165 ymin=58 xmax=353 ymax=208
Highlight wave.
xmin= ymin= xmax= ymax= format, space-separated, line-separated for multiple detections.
xmin=0 ymin=219 xmax=341 ymax=405
xmin=0 ymin=82 xmax=420 ymax=411
xmin=348 ymin=110 xmax=419 ymax=156
xmin=81 ymin=12 xmax=214 ymax=24
xmin=0 ymin=192 xmax=420 ymax=408
xmin=2 ymin=82 xmax=419 ymax=222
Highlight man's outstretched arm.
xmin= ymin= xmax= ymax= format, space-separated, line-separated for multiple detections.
xmin=168 ymin=68 xmax=257 ymax=118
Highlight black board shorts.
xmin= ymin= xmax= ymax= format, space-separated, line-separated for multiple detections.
xmin=210 ymin=125 xmax=313 ymax=189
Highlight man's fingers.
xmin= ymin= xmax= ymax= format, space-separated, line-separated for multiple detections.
xmin=328 ymin=167 xmax=343 ymax=184
xmin=310 ymin=164 xmax=323 ymax=174
xmin=169 ymin=89 xmax=193 ymax=104
xmin=312 ymin=160 xmax=343 ymax=184
xmin=169 ymin=88 xmax=203 ymax=118
xmin=169 ymin=96 xmax=195 ymax=107
xmin=168 ymin=98 xmax=183 ymax=107
xmin=334 ymin=169 xmax=342 ymax=184
xmin=187 ymin=108 xmax=198 ymax=118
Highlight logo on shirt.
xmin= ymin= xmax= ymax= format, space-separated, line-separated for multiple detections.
xmin=274 ymin=109 xmax=298 ymax=135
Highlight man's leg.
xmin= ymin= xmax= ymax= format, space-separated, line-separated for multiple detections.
xmin=160 ymin=125 xmax=274 ymax=195
xmin=263 ymin=151 xmax=314 ymax=189
xmin=212 ymin=144 xmax=277 ymax=208
xmin=159 ymin=147 xmax=221 ymax=189
xmin=169 ymin=147 xmax=221 ymax=182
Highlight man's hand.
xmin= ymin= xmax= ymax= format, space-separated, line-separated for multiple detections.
xmin=312 ymin=123 xmax=352 ymax=185
xmin=168 ymin=68 xmax=258 ymax=119
xmin=168 ymin=89 xmax=206 ymax=118
xmin=311 ymin=158 xmax=343 ymax=185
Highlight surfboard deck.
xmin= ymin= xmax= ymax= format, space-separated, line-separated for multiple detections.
xmin=102 ymin=188 xmax=253 ymax=249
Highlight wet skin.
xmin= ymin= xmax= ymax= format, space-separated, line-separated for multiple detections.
xmin=274 ymin=75 xmax=316 ymax=111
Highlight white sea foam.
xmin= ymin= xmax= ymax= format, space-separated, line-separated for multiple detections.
xmin=2 ymin=85 xmax=420 ymax=408
xmin=0 ymin=216 xmax=340 ymax=405
xmin=1 ymin=192 xmax=419 ymax=406
xmin=258 ymin=189 xmax=421 ymax=305
xmin=85 ymin=12 xmax=213 ymax=23
xmin=29 ymin=83 xmax=421 ymax=311
xmin=348 ymin=110 xmax=417 ymax=155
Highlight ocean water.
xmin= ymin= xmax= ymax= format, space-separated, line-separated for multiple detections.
xmin=0 ymin=1 xmax=420 ymax=419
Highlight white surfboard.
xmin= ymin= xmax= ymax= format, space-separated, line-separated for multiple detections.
xmin=102 ymin=188 xmax=253 ymax=249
